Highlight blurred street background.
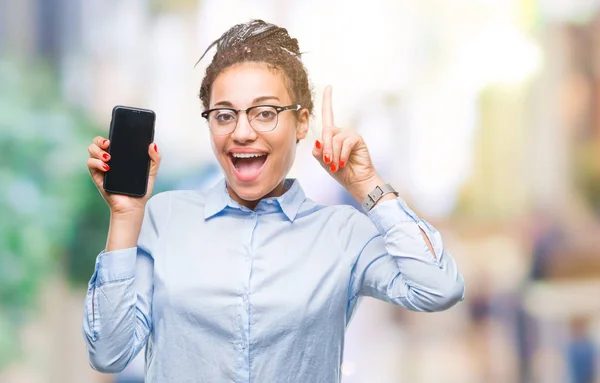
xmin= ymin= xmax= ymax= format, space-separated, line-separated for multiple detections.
xmin=1 ymin=0 xmax=600 ymax=382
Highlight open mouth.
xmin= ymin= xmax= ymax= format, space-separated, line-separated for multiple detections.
xmin=228 ymin=152 xmax=269 ymax=181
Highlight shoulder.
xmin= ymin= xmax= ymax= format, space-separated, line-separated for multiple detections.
xmin=326 ymin=204 xmax=381 ymax=258
xmin=301 ymin=197 xmax=367 ymax=223
xmin=333 ymin=204 xmax=380 ymax=239
xmin=145 ymin=189 xmax=210 ymax=218
xmin=147 ymin=189 xmax=209 ymax=207
xmin=300 ymin=198 xmax=379 ymax=242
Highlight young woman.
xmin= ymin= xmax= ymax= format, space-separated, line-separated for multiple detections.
xmin=83 ymin=19 xmax=465 ymax=383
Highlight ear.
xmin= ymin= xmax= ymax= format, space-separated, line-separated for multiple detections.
xmin=295 ymin=109 xmax=309 ymax=142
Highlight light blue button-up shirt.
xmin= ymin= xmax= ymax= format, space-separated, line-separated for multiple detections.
xmin=82 ymin=178 xmax=465 ymax=382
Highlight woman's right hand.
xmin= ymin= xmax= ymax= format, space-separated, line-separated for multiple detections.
xmin=87 ymin=136 xmax=162 ymax=216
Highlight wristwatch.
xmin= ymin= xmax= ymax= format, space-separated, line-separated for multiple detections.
xmin=361 ymin=184 xmax=398 ymax=211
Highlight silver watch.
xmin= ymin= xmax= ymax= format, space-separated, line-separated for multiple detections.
xmin=361 ymin=184 xmax=398 ymax=211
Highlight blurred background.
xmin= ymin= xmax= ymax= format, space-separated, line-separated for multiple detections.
xmin=1 ymin=0 xmax=600 ymax=382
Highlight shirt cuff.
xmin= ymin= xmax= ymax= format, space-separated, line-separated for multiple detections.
xmin=96 ymin=247 xmax=137 ymax=285
xmin=367 ymin=197 xmax=419 ymax=234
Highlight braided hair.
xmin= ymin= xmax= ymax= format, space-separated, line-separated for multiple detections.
xmin=198 ymin=20 xmax=314 ymax=116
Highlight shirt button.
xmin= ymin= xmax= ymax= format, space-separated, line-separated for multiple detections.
xmin=266 ymin=200 xmax=273 ymax=204
xmin=240 ymin=342 xmax=247 ymax=350
xmin=242 ymin=294 xmax=248 ymax=301
xmin=250 ymin=213 xmax=256 ymax=218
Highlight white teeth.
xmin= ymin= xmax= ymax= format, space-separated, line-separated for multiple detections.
xmin=231 ymin=153 xmax=267 ymax=158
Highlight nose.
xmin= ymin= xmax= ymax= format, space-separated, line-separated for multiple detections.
xmin=231 ymin=112 xmax=257 ymax=143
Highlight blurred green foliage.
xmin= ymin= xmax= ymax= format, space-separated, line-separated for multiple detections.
xmin=0 ymin=58 xmax=109 ymax=368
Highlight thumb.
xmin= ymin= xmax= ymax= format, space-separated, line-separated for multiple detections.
xmin=148 ymin=143 xmax=162 ymax=177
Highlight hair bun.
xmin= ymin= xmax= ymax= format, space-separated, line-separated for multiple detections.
xmin=197 ymin=19 xmax=301 ymax=64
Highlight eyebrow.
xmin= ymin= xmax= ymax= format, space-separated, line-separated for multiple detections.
xmin=253 ymin=96 xmax=280 ymax=104
xmin=212 ymin=96 xmax=281 ymax=108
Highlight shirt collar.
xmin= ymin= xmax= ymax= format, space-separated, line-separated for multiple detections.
xmin=203 ymin=178 xmax=306 ymax=222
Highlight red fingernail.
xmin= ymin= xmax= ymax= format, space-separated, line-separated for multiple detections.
xmin=154 ymin=143 xmax=158 ymax=152
xmin=339 ymin=160 xmax=345 ymax=168
xmin=103 ymin=164 xmax=110 ymax=171
xmin=315 ymin=140 xmax=321 ymax=149
xmin=330 ymin=164 xmax=337 ymax=172
xmin=102 ymin=139 xmax=107 ymax=146
xmin=102 ymin=153 xmax=109 ymax=160
xmin=324 ymin=155 xmax=331 ymax=164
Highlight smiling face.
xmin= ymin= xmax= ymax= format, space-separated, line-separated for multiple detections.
xmin=208 ymin=62 xmax=309 ymax=207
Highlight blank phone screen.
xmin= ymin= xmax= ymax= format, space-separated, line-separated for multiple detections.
xmin=104 ymin=107 xmax=155 ymax=196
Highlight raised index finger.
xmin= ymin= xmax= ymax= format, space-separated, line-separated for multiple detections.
xmin=321 ymin=85 xmax=334 ymax=163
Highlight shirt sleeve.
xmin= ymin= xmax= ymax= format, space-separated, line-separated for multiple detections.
xmin=82 ymin=192 xmax=170 ymax=373
xmin=346 ymin=197 xmax=465 ymax=313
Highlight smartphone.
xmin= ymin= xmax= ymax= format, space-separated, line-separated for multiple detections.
xmin=103 ymin=105 xmax=156 ymax=197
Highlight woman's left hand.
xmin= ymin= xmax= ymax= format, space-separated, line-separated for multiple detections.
xmin=312 ymin=85 xmax=383 ymax=201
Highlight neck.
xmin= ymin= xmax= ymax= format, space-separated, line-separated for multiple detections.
xmin=227 ymin=180 xmax=287 ymax=210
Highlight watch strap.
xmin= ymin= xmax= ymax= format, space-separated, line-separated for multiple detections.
xmin=362 ymin=183 xmax=398 ymax=211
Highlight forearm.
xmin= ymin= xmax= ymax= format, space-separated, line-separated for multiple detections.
xmin=348 ymin=175 xmax=435 ymax=257
xmin=83 ymin=248 xmax=152 ymax=373
xmin=349 ymin=186 xmax=465 ymax=312
xmin=84 ymin=270 xmax=140 ymax=372
xmin=84 ymin=197 xmax=160 ymax=373
xmin=90 ymin=211 xmax=147 ymax=371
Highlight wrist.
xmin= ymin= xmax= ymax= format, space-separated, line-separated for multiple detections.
xmin=110 ymin=209 xmax=145 ymax=222
xmin=106 ymin=211 xmax=144 ymax=252
xmin=347 ymin=174 xmax=386 ymax=203
xmin=348 ymin=175 xmax=398 ymax=210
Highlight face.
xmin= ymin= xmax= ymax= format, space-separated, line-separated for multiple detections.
xmin=208 ymin=62 xmax=309 ymax=206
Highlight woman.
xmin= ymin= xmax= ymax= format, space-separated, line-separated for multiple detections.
xmin=83 ymin=20 xmax=465 ymax=382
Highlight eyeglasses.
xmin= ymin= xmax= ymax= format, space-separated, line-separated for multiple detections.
xmin=201 ymin=104 xmax=302 ymax=136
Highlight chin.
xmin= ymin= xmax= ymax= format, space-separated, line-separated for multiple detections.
xmin=226 ymin=172 xmax=286 ymax=203
xmin=229 ymin=182 xmax=267 ymax=202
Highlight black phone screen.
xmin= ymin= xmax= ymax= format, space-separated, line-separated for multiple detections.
xmin=104 ymin=106 xmax=155 ymax=197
